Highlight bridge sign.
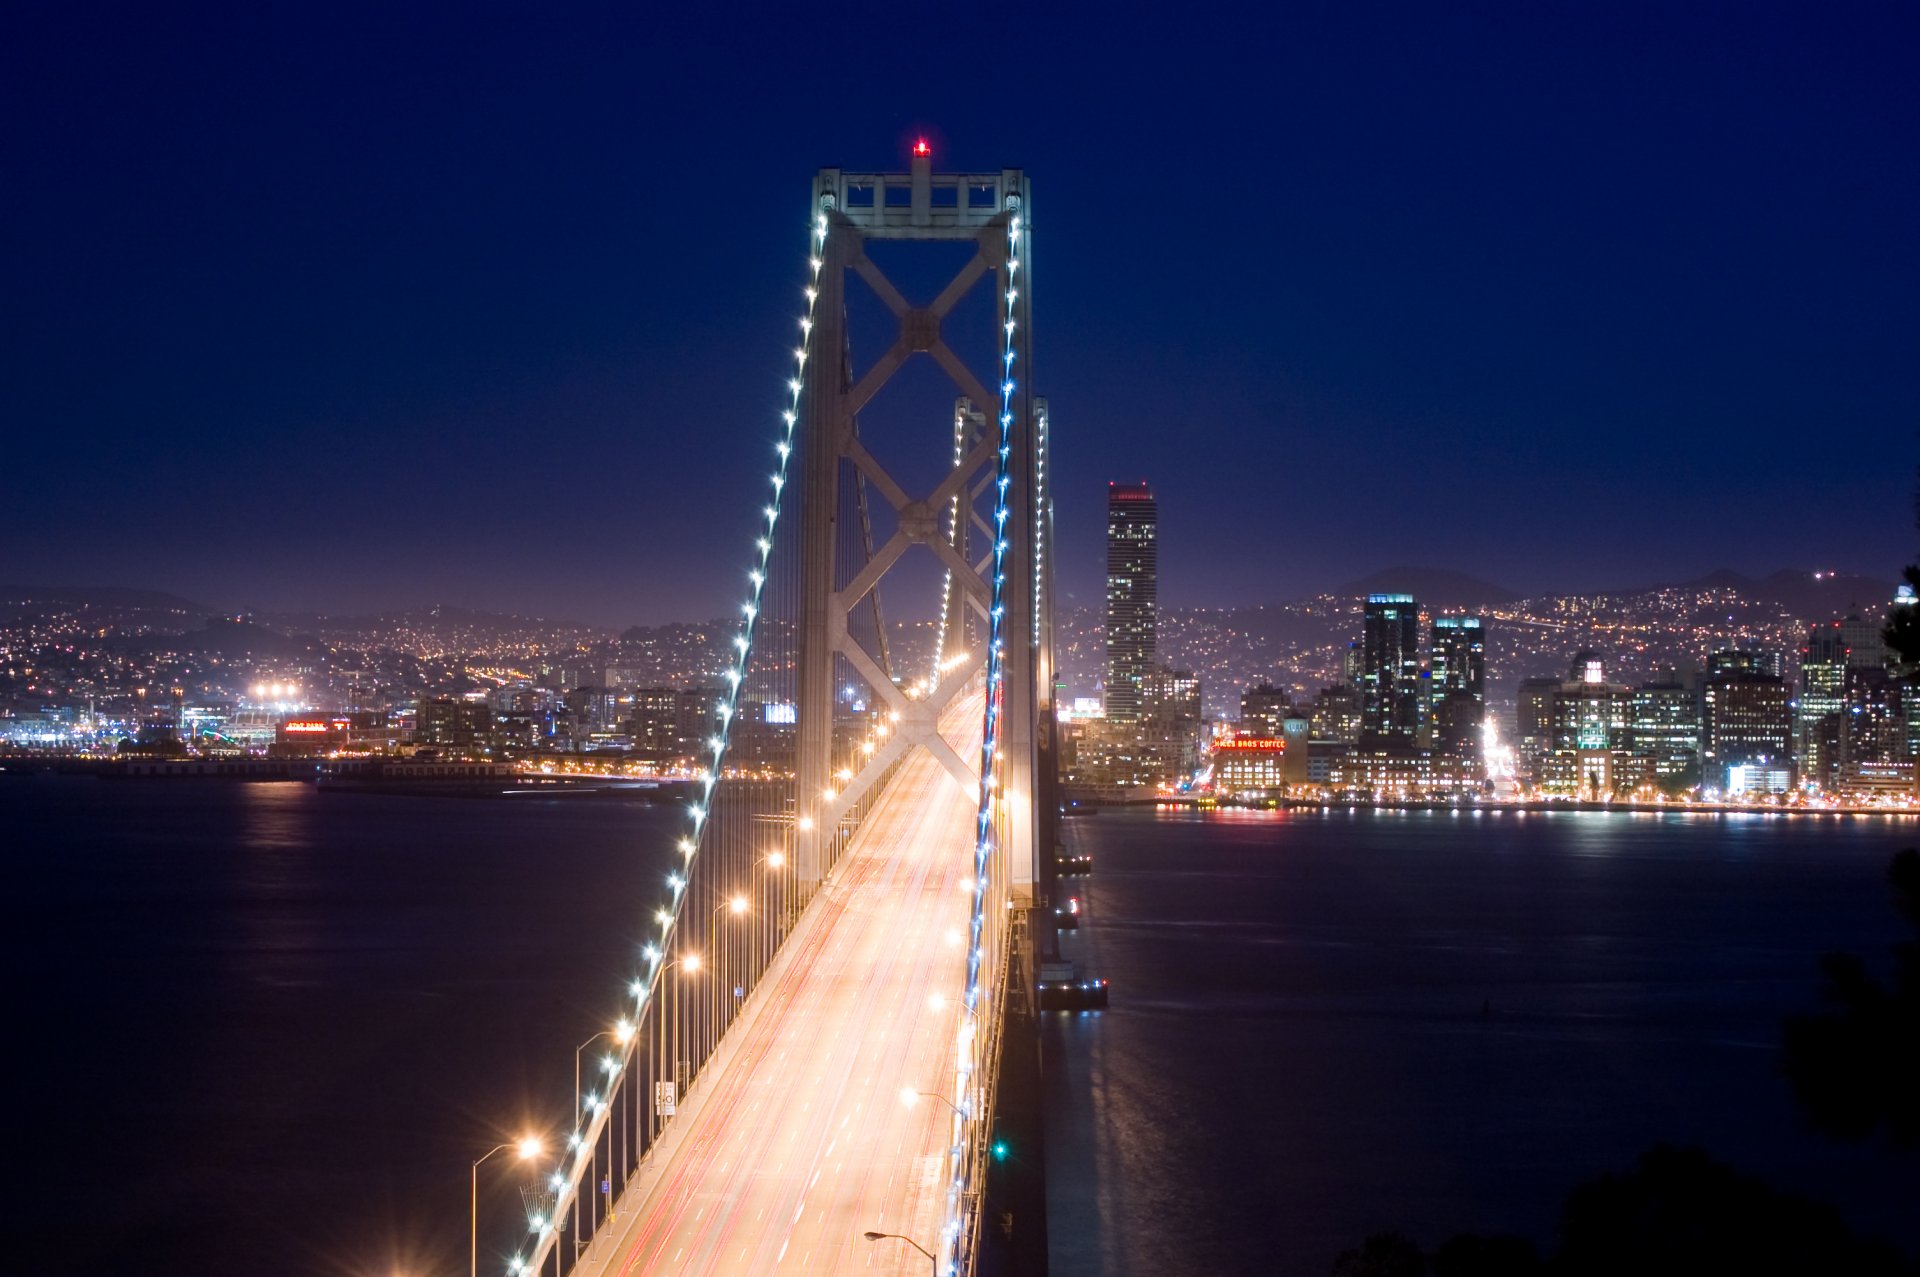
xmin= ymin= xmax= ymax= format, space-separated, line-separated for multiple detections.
xmin=654 ymin=1081 xmax=676 ymax=1117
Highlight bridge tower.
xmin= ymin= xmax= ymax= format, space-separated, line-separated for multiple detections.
xmin=792 ymin=146 xmax=1052 ymax=908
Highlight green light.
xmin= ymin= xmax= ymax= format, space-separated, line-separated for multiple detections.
xmin=992 ymin=1140 xmax=1009 ymax=1160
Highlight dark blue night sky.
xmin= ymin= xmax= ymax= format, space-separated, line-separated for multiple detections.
xmin=5 ymin=3 xmax=1915 ymax=625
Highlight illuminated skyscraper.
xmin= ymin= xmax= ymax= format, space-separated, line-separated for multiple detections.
xmin=1798 ymin=612 xmax=1895 ymax=787
xmin=1545 ymin=673 xmax=1631 ymax=796
xmin=1703 ymin=668 xmax=1792 ymax=789
xmin=1429 ymin=615 xmax=1486 ymax=759
xmin=1104 ymin=482 xmax=1158 ymax=722
xmin=1630 ymin=676 xmax=1701 ymax=789
xmin=1515 ymin=674 xmax=1560 ymax=781
xmin=1798 ymin=622 xmax=1851 ymax=787
xmin=1359 ymin=593 xmax=1422 ymax=748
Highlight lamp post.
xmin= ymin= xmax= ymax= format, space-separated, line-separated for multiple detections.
xmin=570 ymin=1029 xmax=609 ymax=1246
xmin=707 ymin=893 xmax=748 ymax=1051
xmin=569 ymin=1020 xmax=634 ymax=1245
xmin=899 ymin=1087 xmax=969 ymax=1120
xmin=754 ymin=850 xmax=787 ymax=978
xmin=652 ymin=952 xmax=701 ymax=1132
xmin=471 ymin=1135 xmax=542 ymax=1277
xmin=862 ymin=1230 xmax=938 ymax=1275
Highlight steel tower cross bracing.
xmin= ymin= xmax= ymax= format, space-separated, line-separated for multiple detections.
xmin=793 ymin=152 xmax=1047 ymax=905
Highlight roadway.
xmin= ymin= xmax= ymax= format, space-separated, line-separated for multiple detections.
xmin=577 ymin=689 xmax=982 ymax=1276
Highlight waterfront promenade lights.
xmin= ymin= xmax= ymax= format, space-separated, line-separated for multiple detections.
xmin=862 ymin=1230 xmax=938 ymax=1275
xmin=471 ymin=1135 xmax=543 ymax=1277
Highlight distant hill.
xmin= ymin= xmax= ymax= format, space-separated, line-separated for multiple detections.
xmin=102 ymin=618 xmax=322 ymax=660
xmin=259 ymin=604 xmax=608 ymax=636
xmin=1605 ymin=569 xmax=1897 ymax=620
xmin=1335 ymin=567 xmax=1520 ymax=610
xmin=0 ymin=585 xmax=212 ymax=614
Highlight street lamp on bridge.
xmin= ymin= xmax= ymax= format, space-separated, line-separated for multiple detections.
xmin=899 ymin=1087 xmax=970 ymax=1120
xmin=651 ymin=951 xmax=703 ymax=1131
xmin=471 ymin=1134 xmax=542 ymax=1277
xmin=862 ymin=1229 xmax=938 ymax=1275
xmin=569 ymin=1021 xmax=634 ymax=1245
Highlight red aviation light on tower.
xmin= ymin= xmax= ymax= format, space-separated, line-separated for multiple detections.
xmin=912 ymin=138 xmax=931 ymax=158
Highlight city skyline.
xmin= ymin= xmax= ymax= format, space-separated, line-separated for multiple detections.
xmin=5 ymin=7 xmax=1914 ymax=626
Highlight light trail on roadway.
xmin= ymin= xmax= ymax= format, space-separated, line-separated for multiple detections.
xmin=576 ymin=686 xmax=984 ymax=1277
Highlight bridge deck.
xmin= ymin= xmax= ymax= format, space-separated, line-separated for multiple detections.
xmin=581 ymin=692 xmax=981 ymax=1276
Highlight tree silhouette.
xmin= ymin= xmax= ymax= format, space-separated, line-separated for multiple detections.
xmin=1782 ymin=848 xmax=1920 ymax=1147
xmin=1332 ymin=1148 xmax=1908 ymax=1275
xmin=1555 ymin=1145 xmax=1907 ymax=1276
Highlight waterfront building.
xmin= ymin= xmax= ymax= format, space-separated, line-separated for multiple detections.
xmin=1281 ymin=715 xmax=1312 ymax=785
xmin=627 ymin=688 xmax=682 ymax=762
xmin=1064 ymin=717 xmax=1155 ymax=795
xmin=1213 ymin=735 xmax=1287 ymax=797
xmin=1629 ymin=678 xmax=1701 ymax=790
xmin=1515 ymin=674 xmax=1559 ymax=783
xmin=1702 ymin=667 xmax=1792 ymax=790
xmin=1140 ymin=665 xmax=1204 ymax=784
xmin=1305 ymin=738 xmax=1344 ymax=785
xmin=1798 ymin=622 xmax=1850 ymax=787
xmin=1727 ymin=762 xmax=1794 ymax=796
xmin=1429 ymin=615 xmax=1487 ymax=760
xmin=1103 ymin=481 xmax=1158 ymax=722
xmin=1329 ymin=746 xmax=1442 ymax=799
xmin=1831 ymin=759 xmax=1918 ymax=802
xmin=1842 ymin=665 xmax=1907 ymax=768
xmin=1359 ymin=594 xmax=1422 ymax=749
xmin=674 ymin=687 xmax=724 ymax=765
xmin=416 ymin=696 xmax=495 ymax=753
xmin=1542 ymin=661 xmax=1632 ymax=797
xmin=1799 ymin=612 xmax=1900 ymax=789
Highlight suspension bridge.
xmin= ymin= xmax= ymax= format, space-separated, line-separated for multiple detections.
xmin=484 ymin=147 xmax=1060 ymax=1277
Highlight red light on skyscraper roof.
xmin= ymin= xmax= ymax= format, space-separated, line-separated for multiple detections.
xmin=913 ymin=138 xmax=930 ymax=157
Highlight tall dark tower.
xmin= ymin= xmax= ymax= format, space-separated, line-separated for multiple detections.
xmin=1430 ymin=615 xmax=1487 ymax=758
xmin=1104 ymin=481 xmax=1158 ymax=722
xmin=1360 ymin=593 xmax=1421 ymax=748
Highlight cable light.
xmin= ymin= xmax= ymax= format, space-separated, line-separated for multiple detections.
xmin=508 ymin=206 xmax=830 ymax=1277
xmin=939 ymin=198 xmax=1025 ymax=1277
